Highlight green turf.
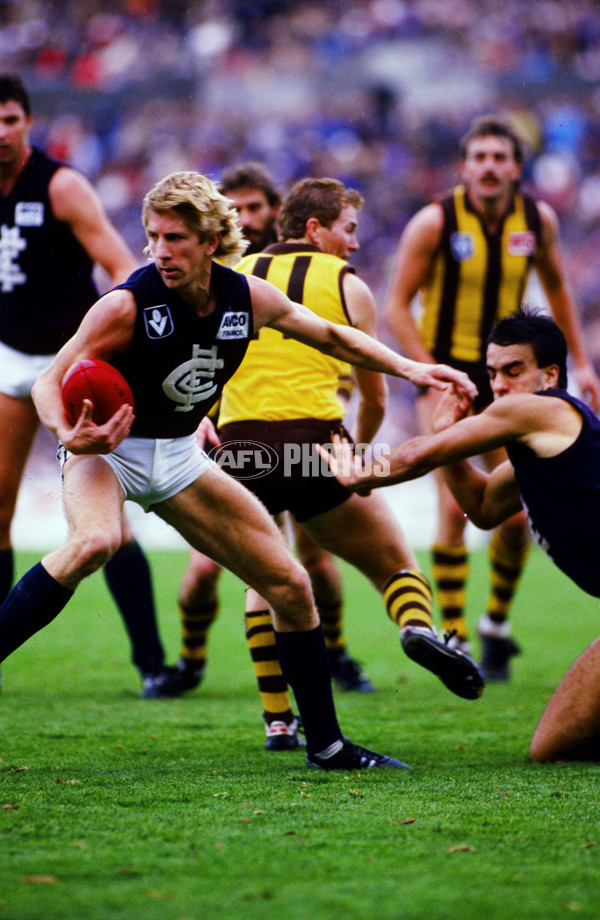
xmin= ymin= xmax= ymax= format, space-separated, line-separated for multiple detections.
xmin=1 ymin=546 xmax=599 ymax=920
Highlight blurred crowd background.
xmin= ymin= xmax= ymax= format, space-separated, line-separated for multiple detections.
xmin=3 ymin=0 xmax=600 ymax=455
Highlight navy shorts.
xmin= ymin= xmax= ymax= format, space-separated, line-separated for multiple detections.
xmin=218 ymin=418 xmax=353 ymax=522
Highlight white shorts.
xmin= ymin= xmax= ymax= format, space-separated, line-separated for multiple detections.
xmin=0 ymin=339 xmax=54 ymax=398
xmin=59 ymin=434 xmax=216 ymax=512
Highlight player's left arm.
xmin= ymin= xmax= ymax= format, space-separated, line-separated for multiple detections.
xmin=535 ymin=201 xmax=600 ymax=411
xmin=342 ymin=272 xmax=387 ymax=443
xmin=318 ymin=392 xmax=547 ymax=504
xmin=247 ymin=275 xmax=478 ymax=399
xmin=49 ymin=166 xmax=139 ymax=284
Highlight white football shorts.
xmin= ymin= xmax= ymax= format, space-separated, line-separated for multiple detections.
xmin=58 ymin=434 xmax=216 ymax=511
xmin=0 ymin=339 xmax=54 ymax=398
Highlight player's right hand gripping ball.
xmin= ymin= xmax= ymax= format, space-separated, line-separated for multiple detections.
xmin=61 ymin=358 xmax=134 ymax=425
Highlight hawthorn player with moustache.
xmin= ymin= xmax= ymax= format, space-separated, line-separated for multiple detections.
xmin=386 ymin=114 xmax=600 ymax=680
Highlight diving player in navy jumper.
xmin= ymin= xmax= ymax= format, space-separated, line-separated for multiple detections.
xmin=320 ymin=309 xmax=600 ymax=762
xmin=0 ymin=73 xmax=169 ymax=696
xmin=0 ymin=169 xmax=478 ymax=770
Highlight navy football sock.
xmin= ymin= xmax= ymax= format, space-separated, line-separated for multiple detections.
xmin=103 ymin=540 xmax=165 ymax=674
xmin=275 ymin=624 xmax=341 ymax=754
xmin=0 ymin=562 xmax=73 ymax=662
xmin=0 ymin=547 xmax=14 ymax=604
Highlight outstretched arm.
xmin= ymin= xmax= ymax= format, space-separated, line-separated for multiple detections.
xmin=318 ymin=390 xmax=534 ymax=529
xmin=318 ymin=429 xmax=521 ymax=528
xmin=248 ymin=275 xmax=478 ymax=399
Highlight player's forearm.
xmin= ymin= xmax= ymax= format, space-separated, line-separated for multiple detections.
xmin=324 ymin=323 xmax=430 ymax=381
xmin=354 ymin=400 xmax=385 ymax=445
xmin=32 ymin=372 xmax=69 ymax=440
xmin=344 ymin=428 xmax=492 ymax=504
xmin=386 ymin=303 xmax=435 ymax=364
xmin=343 ymin=434 xmax=447 ymax=492
xmin=440 ymin=462 xmax=496 ymax=528
xmin=352 ymin=371 xmax=387 ymax=443
xmin=363 ymin=442 xmax=499 ymax=529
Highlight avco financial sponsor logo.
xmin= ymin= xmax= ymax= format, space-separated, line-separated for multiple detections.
xmin=209 ymin=440 xmax=279 ymax=480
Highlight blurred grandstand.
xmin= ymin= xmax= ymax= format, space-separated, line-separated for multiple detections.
xmin=2 ymin=0 xmax=600 ymax=545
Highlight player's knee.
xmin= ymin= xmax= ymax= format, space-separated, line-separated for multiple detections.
xmin=500 ymin=511 xmax=529 ymax=545
xmin=267 ymin=563 xmax=314 ymax=628
xmin=302 ymin=553 xmax=339 ymax=593
xmin=68 ymin=526 xmax=121 ymax=578
xmin=179 ymin=552 xmax=222 ymax=606
xmin=529 ymin=729 xmax=557 ymax=763
xmin=189 ymin=552 xmax=222 ymax=587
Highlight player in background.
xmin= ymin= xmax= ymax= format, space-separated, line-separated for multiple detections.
xmin=215 ymin=176 xmax=485 ymax=743
xmin=173 ymin=165 xmax=374 ymax=735
xmin=0 ymin=73 xmax=170 ymax=698
xmin=385 ymin=114 xmax=600 ymax=680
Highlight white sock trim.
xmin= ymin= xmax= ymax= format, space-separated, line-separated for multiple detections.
xmin=477 ymin=613 xmax=511 ymax=638
xmin=315 ymin=738 xmax=344 ymax=759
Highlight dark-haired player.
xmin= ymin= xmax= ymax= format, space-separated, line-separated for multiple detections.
xmin=0 ymin=73 xmax=168 ymax=696
xmin=321 ymin=309 xmax=600 ymax=762
xmin=386 ymin=113 xmax=599 ymax=680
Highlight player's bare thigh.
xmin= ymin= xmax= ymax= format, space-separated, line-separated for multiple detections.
xmin=530 ymin=635 xmax=600 ymax=762
xmin=0 ymin=394 xmax=40 ymax=546
xmin=155 ymin=466 xmax=316 ymax=630
xmin=302 ymin=491 xmax=418 ymax=590
xmin=43 ymin=454 xmax=126 ymax=588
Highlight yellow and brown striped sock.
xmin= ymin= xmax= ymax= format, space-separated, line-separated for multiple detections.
xmin=245 ymin=609 xmax=294 ymax=726
xmin=487 ymin=530 xmax=530 ymax=626
xmin=431 ymin=542 xmax=469 ymax=641
xmin=383 ymin=569 xmax=434 ymax=632
xmin=316 ymin=598 xmax=345 ymax=657
xmin=178 ymin=600 xmax=219 ymax=669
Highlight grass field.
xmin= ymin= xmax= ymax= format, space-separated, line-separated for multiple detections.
xmin=1 ymin=545 xmax=599 ymax=920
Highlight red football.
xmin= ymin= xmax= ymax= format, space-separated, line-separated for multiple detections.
xmin=61 ymin=358 xmax=134 ymax=426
